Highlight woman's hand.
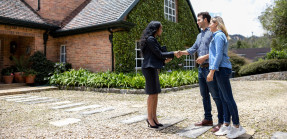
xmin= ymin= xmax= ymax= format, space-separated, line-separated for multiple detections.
xmin=207 ymin=70 xmax=215 ymax=82
xmin=165 ymin=58 xmax=172 ymax=63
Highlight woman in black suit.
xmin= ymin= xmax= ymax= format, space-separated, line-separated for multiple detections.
xmin=140 ymin=21 xmax=179 ymax=128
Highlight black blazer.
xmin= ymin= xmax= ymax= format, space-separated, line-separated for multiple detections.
xmin=142 ymin=36 xmax=174 ymax=69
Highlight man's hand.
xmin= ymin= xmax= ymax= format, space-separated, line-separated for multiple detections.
xmin=174 ymin=51 xmax=182 ymax=58
xmin=196 ymin=54 xmax=209 ymax=65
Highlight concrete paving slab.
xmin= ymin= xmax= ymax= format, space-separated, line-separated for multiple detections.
xmin=6 ymin=96 xmax=39 ymax=101
xmin=0 ymin=86 xmax=58 ymax=96
xmin=105 ymin=111 xmax=137 ymax=119
xmin=51 ymin=103 xmax=84 ymax=109
xmin=49 ymin=118 xmax=81 ymax=127
xmin=271 ymin=132 xmax=287 ymax=139
xmin=177 ymin=124 xmax=213 ymax=138
xmin=121 ymin=115 xmax=147 ymax=124
xmin=25 ymin=99 xmax=58 ymax=104
xmin=50 ymin=101 xmax=71 ymax=105
xmin=156 ymin=117 xmax=186 ymax=130
xmin=81 ymin=107 xmax=114 ymax=115
xmin=15 ymin=97 xmax=50 ymax=103
xmin=65 ymin=104 xmax=101 ymax=112
xmin=0 ymin=94 xmax=30 ymax=99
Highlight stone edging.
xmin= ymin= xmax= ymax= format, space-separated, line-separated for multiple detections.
xmin=231 ymin=71 xmax=287 ymax=81
xmin=57 ymin=84 xmax=200 ymax=94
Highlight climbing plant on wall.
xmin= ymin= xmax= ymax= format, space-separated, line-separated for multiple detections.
xmin=113 ymin=0 xmax=199 ymax=72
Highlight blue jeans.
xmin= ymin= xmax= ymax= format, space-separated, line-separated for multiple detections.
xmin=215 ymin=67 xmax=240 ymax=125
xmin=198 ymin=67 xmax=224 ymax=124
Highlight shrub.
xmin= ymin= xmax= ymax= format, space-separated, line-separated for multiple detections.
xmin=53 ymin=62 xmax=72 ymax=74
xmin=228 ymin=51 xmax=249 ymax=76
xmin=238 ymin=59 xmax=287 ymax=76
xmin=49 ymin=69 xmax=198 ymax=89
xmin=29 ymin=51 xmax=55 ymax=84
xmin=266 ymin=49 xmax=287 ymax=60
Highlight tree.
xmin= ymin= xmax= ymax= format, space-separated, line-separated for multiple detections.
xmin=259 ymin=0 xmax=287 ymax=50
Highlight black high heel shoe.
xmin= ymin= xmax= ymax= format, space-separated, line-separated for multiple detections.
xmin=154 ymin=120 xmax=163 ymax=127
xmin=146 ymin=120 xmax=159 ymax=128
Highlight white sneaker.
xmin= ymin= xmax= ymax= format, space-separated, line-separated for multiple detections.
xmin=226 ymin=125 xmax=246 ymax=139
xmin=214 ymin=124 xmax=231 ymax=136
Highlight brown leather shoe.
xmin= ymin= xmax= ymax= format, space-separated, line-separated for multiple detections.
xmin=194 ymin=119 xmax=213 ymax=126
xmin=211 ymin=124 xmax=222 ymax=132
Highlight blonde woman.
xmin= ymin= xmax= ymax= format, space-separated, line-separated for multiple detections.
xmin=207 ymin=16 xmax=246 ymax=138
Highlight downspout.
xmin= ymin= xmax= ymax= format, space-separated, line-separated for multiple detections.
xmin=36 ymin=0 xmax=40 ymax=11
xmin=43 ymin=31 xmax=49 ymax=57
xmin=108 ymin=28 xmax=114 ymax=72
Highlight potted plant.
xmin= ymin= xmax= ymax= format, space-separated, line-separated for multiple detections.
xmin=24 ymin=69 xmax=37 ymax=84
xmin=1 ymin=67 xmax=14 ymax=84
xmin=12 ymin=55 xmax=28 ymax=83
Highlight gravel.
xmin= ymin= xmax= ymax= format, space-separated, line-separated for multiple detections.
xmin=0 ymin=80 xmax=286 ymax=138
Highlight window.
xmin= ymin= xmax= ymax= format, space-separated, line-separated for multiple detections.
xmin=135 ymin=41 xmax=143 ymax=73
xmin=184 ymin=54 xmax=196 ymax=70
xmin=60 ymin=45 xmax=66 ymax=63
xmin=164 ymin=0 xmax=176 ymax=22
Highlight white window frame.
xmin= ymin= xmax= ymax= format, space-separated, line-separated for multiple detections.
xmin=60 ymin=45 xmax=66 ymax=63
xmin=184 ymin=54 xmax=196 ymax=70
xmin=164 ymin=0 xmax=177 ymax=22
xmin=135 ymin=41 xmax=143 ymax=73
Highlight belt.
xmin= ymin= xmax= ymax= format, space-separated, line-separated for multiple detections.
xmin=199 ymin=63 xmax=209 ymax=68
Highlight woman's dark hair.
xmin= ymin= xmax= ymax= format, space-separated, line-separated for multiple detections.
xmin=139 ymin=21 xmax=162 ymax=52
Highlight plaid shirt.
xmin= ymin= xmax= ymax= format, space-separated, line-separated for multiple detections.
xmin=186 ymin=28 xmax=213 ymax=64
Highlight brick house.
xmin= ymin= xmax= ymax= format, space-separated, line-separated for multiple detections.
xmin=0 ymin=0 xmax=199 ymax=80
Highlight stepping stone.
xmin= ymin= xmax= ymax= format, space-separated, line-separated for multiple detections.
xmin=106 ymin=111 xmax=137 ymax=119
xmin=25 ymin=99 xmax=58 ymax=104
xmin=81 ymin=107 xmax=114 ymax=115
xmin=6 ymin=96 xmax=39 ymax=102
xmin=131 ymin=104 xmax=145 ymax=108
xmin=121 ymin=115 xmax=147 ymax=124
xmin=49 ymin=118 xmax=81 ymax=127
xmin=1 ymin=95 xmax=30 ymax=99
xmin=271 ymin=132 xmax=287 ymax=139
xmin=15 ymin=97 xmax=50 ymax=103
xmin=156 ymin=117 xmax=186 ymax=130
xmin=65 ymin=104 xmax=101 ymax=112
xmin=177 ymin=124 xmax=213 ymax=138
xmin=50 ymin=101 xmax=71 ymax=105
xmin=51 ymin=103 xmax=84 ymax=109
xmin=217 ymin=127 xmax=255 ymax=139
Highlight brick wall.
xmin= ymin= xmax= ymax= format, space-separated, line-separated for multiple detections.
xmin=24 ymin=0 xmax=86 ymax=23
xmin=0 ymin=24 xmax=113 ymax=81
xmin=54 ymin=31 xmax=112 ymax=72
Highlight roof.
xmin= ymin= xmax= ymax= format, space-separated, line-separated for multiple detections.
xmin=0 ymin=0 xmax=58 ymax=29
xmin=0 ymin=0 xmax=199 ymax=36
xmin=231 ymin=48 xmax=271 ymax=61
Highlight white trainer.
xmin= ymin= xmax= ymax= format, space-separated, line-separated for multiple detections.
xmin=226 ymin=125 xmax=246 ymax=138
xmin=214 ymin=124 xmax=231 ymax=136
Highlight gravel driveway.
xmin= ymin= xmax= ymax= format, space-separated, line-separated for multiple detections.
xmin=0 ymin=80 xmax=286 ymax=138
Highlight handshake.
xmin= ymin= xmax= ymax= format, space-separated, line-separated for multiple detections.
xmin=174 ymin=51 xmax=184 ymax=58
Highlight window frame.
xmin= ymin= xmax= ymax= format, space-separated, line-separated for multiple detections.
xmin=164 ymin=0 xmax=177 ymax=22
xmin=60 ymin=45 xmax=66 ymax=63
xmin=184 ymin=54 xmax=196 ymax=70
xmin=135 ymin=41 xmax=143 ymax=73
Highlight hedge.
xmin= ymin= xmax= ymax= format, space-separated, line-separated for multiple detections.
xmin=238 ymin=59 xmax=287 ymax=76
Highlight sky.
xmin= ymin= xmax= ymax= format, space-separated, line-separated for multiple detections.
xmin=189 ymin=0 xmax=274 ymax=37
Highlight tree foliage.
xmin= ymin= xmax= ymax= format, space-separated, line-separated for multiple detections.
xmin=259 ymin=0 xmax=287 ymax=50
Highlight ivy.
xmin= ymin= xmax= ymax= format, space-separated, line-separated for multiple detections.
xmin=113 ymin=0 xmax=199 ymax=72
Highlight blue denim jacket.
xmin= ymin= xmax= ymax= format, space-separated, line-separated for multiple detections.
xmin=209 ymin=30 xmax=232 ymax=70
xmin=186 ymin=28 xmax=213 ymax=64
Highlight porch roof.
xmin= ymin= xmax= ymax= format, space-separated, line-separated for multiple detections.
xmin=0 ymin=0 xmax=58 ymax=30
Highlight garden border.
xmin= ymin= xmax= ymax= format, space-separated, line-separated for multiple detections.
xmin=231 ymin=71 xmax=287 ymax=81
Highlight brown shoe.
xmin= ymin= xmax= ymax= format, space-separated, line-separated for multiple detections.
xmin=211 ymin=124 xmax=222 ymax=132
xmin=194 ymin=119 xmax=213 ymax=126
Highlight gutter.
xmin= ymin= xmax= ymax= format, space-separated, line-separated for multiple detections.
xmin=0 ymin=16 xmax=59 ymax=30
xmin=52 ymin=20 xmax=135 ymax=37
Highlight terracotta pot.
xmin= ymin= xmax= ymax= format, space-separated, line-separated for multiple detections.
xmin=14 ymin=72 xmax=25 ymax=83
xmin=25 ymin=75 xmax=36 ymax=84
xmin=3 ymin=75 xmax=14 ymax=84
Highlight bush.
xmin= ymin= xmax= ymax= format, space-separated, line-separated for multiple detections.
xmin=53 ymin=62 xmax=72 ymax=74
xmin=266 ymin=49 xmax=287 ymax=60
xmin=29 ymin=51 xmax=55 ymax=84
xmin=238 ymin=59 xmax=287 ymax=76
xmin=49 ymin=69 xmax=198 ymax=89
xmin=228 ymin=51 xmax=249 ymax=76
